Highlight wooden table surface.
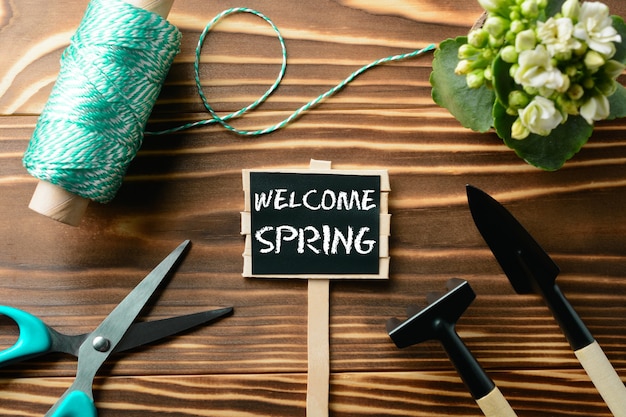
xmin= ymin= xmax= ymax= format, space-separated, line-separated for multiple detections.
xmin=2 ymin=0 xmax=626 ymax=415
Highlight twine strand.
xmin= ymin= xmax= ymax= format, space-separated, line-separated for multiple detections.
xmin=148 ymin=7 xmax=436 ymax=136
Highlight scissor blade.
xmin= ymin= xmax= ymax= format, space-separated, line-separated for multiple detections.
xmin=466 ymin=185 xmax=560 ymax=294
xmin=114 ymin=307 xmax=233 ymax=353
xmin=92 ymin=240 xmax=191 ymax=354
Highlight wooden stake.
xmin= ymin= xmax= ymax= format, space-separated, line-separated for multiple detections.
xmin=305 ymin=159 xmax=332 ymax=417
xmin=307 ymin=278 xmax=330 ymax=417
xmin=28 ymin=0 xmax=175 ymax=226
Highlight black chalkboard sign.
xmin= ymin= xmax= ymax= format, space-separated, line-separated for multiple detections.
xmin=242 ymin=166 xmax=390 ymax=278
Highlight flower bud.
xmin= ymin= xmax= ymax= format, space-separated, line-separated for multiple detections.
xmin=458 ymin=44 xmax=479 ymax=59
xmin=478 ymin=0 xmax=511 ymax=15
xmin=567 ymin=83 xmax=585 ymax=100
xmin=455 ymin=59 xmax=472 ymax=75
xmin=584 ymin=50 xmax=606 ymax=72
xmin=561 ymin=0 xmax=580 ymax=20
xmin=484 ymin=16 xmax=510 ymax=38
xmin=509 ymin=90 xmax=531 ymax=109
xmin=510 ymin=20 xmax=525 ymax=34
xmin=511 ymin=117 xmax=530 ymax=140
xmin=466 ymin=69 xmax=486 ymax=88
xmin=489 ymin=35 xmax=505 ymax=48
xmin=582 ymin=77 xmax=595 ymax=90
xmin=504 ymin=31 xmax=516 ymax=45
xmin=524 ymin=85 xmax=539 ymax=95
xmin=468 ymin=29 xmax=490 ymax=48
xmin=520 ymin=0 xmax=539 ymax=18
xmin=556 ymin=94 xmax=579 ymax=115
xmin=481 ymin=48 xmax=495 ymax=61
xmin=501 ymin=45 xmax=519 ymax=63
xmin=554 ymin=50 xmax=573 ymax=62
xmin=515 ymin=29 xmax=536 ymax=52
xmin=484 ymin=65 xmax=493 ymax=80
xmin=565 ymin=65 xmax=579 ymax=78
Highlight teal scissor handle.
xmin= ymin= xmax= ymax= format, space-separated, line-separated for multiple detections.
xmin=48 ymin=391 xmax=97 ymax=417
xmin=0 ymin=305 xmax=53 ymax=366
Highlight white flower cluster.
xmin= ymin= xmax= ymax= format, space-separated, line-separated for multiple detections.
xmin=456 ymin=0 xmax=625 ymax=139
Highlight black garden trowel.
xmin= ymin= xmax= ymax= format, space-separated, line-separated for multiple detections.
xmin=467 ymin=184 xmax=626 ymax=417
xmin=387 ymin=278 xmax=517 ymax=417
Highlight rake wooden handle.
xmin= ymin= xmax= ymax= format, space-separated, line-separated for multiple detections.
xmin=28 ymin=0 xmax=175 ymax=226
xmin=475 ymin=386 xmax=517 ymax=417
xmin=575 ymin=340 xmax=626 ymax=417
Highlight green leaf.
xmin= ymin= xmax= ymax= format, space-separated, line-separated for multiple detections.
xmin=543 ymin=0 xmax=565 ymax=20
xmin=493 ymin=102 xmax=593 ymax=171
xmin=430 ymin=37 xmax=495 ymax=132
xmin=611 ymin=16 xmax=626 ymax=64
xmin=491 ymin=55 xmax=515 ymax=107
xmin=608 ymin=83 xmax=626 ymax=120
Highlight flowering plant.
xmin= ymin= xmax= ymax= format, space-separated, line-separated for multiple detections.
xmin=430 ymin=0 xmax=626 ymax=170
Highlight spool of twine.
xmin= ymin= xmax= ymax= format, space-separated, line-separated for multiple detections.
xmin=23 ymin=0 xmax=179 ymax=226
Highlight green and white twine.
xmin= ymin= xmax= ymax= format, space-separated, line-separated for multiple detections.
xmin=23 ymin=0 xmax=181 ymax=203
xmin=23 ymin=0 xmax=435 ymax=204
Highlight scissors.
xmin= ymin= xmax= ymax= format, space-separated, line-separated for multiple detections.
xmin=0 ymin=240 xmax=233 ymax=417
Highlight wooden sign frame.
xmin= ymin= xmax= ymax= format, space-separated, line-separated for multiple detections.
xmin=241 ymin=163 xmax=390 ymax=279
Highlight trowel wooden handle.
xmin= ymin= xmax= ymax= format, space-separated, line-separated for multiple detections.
xmin=575 ymin=340 xmax=626 ymax=417
xmin=475 ymin=386 xmax=517 ymax=417
xmin=28 ymin=0 xmax=175 ymax=226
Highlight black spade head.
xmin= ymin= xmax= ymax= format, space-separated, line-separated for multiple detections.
xmin=466 ymin=184 xmax=560 ymax=295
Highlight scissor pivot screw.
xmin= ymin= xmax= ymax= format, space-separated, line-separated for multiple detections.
xmin=92 ymin=336 xmax=111 ymax=352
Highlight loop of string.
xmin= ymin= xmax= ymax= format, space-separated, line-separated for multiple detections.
xmin=146 ymin=8 xmax=289 ymax=136
xmin=147 ymin=7 xmax=436 ymax=136
xmin=23 ymin=0 xmax=435 ymax=203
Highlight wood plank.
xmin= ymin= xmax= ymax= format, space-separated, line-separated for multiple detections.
xmin=1 ymin=0 xmax=626 ymax=415
xmin=0 ymin=371 xmax=621 ymax=416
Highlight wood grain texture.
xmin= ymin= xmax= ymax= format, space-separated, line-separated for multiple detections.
xmin=1 ymin=0 xmax=626 ymax=415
